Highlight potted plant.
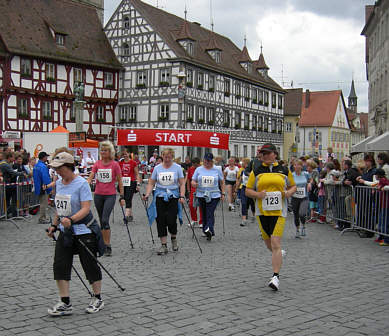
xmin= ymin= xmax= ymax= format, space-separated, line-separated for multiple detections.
xmin=97 ymin=118 xmax=105 ymax=123
xmin=120 ymin=118 xmax=127 ymax=123
xmin=186 ymin=117 xmax=193 ymax=122
xmin=159 ymin=81 xmax=169 ymax=87
xmin=224 ymin=91 xmax=230 ymax=97
xmin=105 ymin=84 xmax=114 ymax=89
xmin=197 ymin=84 xmax=203 ymax=90
xmin=158 ymin=116 xmax=168 ymax=121
xmin=186 ymin=82 xmax=193 ymax=88
xmin=245 ymin=97 xmax=250 ymax=102
xmin=208 ymin=87 xmax=214 ymax=93
xmin=136 ymin=83 xmax=146 ymax=89
xmin=264 ymin=102 xmax=269 ymax=106
xmin=252 ymin=126 xmax=257 ymax=131
xmin=259 ymin=100 xmax=263 ymax=105
xmin=244 ymin=126 xmax=249 ymax=130
xmin=272 ymin=104 xmax=277 ymax=108
xmin=198 ymin=118 xmax=205 ymax=124
xmin=208 ymin=120 xmax=215 ymax=125
xmin=234 ymin=123 xmax=241 ymax=129
xmin=252 ymin=99 xmax=258 ymax=104
xmin=46 ymin=77 xmax=56 ymax=83
xmin=43 ymin=115 xmax=52 ymax=120
xmin=223 ymin=122 xmax=229 ymax=127
xmin=70 ymin=116 xmax=75 ymax=122
xmin=236 ymin=94 xmax=241 ymax=99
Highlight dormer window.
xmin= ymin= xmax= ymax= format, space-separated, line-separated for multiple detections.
xmin=56 ymin=34 xmax=65 ymax=46
xmin=214 ymin=50 xmax=221 ymax=63
xmin=186 ymin=42 xmax=194 ymax=56
xmin=247 ymin=63 xmax=252 ymax=73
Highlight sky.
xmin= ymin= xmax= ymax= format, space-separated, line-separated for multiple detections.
xmin=104 ymin=0 xmax=372 ymax=113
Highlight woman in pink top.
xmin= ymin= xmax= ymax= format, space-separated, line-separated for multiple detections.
xmin=88 ymin=141 xmax=125 ymax=256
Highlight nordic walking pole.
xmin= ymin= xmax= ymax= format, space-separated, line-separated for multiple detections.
xmin=221 ymin=199 xmax=225 ymax=236
xmin=45 ymin=229 xmax=93 ymax=297
xmin=139 ymin=193 xmax=155 ymax=244
xmin=75 ymin=235 xmax=125 ymax=292
xmin=182 ymin=203 xmax=202 ymax=254
xmin=120 ymin=205 xmax=134 ymax=249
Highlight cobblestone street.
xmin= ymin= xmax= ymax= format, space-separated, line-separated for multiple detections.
xmin=1 ymin=195 xmax=389 ymax=336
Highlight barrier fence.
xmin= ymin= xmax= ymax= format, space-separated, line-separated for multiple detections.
xmin=318 ymin=184 xmax=389 ymax=238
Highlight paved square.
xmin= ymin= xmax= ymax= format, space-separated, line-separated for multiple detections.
xmin=1 ymin=196 xmax=389 ymax=336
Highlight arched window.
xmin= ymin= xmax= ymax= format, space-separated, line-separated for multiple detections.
xmin=123 ymin=43 xmax=129 ymax=56
xmin=123 ymin=16 xmax=130 ymax=29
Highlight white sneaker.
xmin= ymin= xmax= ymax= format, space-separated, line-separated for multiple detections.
xmin=48 ymin=301 xmax=73 ymax=316
xmin=188 ymin=221 xmax=197 ymax=227
xmin=268 ymin=276 xmax=280 ymax=291
xmin=281 ymin=249 xmax=286 ymax=257
xmin=85 ymin=297 xmax=104 ymax=314
xmin=198 ymin=224 xmax=203 ymax=228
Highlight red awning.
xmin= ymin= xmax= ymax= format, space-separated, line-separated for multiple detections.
xmin=69 ymin=139 xmax=99 ymax=148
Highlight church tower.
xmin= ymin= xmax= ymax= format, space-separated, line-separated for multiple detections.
xmin=348 ymin=79 xmax=358 ymax=113
xmin=72 ymin=0 xmax=104 ymax=24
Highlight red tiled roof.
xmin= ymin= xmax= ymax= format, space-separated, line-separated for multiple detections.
xmin=0 ymin=0 xmax=121 ymax=70
xmin=122 ymin=0 xmax=282 ymax=92
xmin=284 ymin=88 xmax=303 ymax=116
xmin=299 ymin=90 xmax=345 ymax=127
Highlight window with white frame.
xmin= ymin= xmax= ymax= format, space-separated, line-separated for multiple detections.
xmin=244 ymin=114 xmax=249 ymax=128
xmin=160 ymin=104 xmax=169 ymax=120
xmin=95 ymin=106 xmax=104 ymax=121
xmin=198 ymin=105 xmax=205 ymax=122
xmin=278 ymin=119 xmax=283 ymax=133
xmin=187 ymin=104 xmax=194 ymax=120
xmin=271 ymin=119 xmax=277 ymax=132
xmin=186 ymin=42 xmax=194 ymax=55
xmin=235 ymin=111 xmax=241 ymax=127
xmin=21 ymin=58 xmax=31 ymax=77
xmin=258 ymin=115 xmax=263 ymax=130
xmin=243 ymin=145 xmax=248 ymax=158
xmin=104 ymin=72 xmax=114 ymax=88
xmin=17 ymin=97 xmax=29 ymax=117
xmin=234 ymin=144 xmax=239 ymax=157
xmin=251 ymin=145 xmax=256 ymax=158
xmin=187 ymin=69 xmax=193 ymax=85
xmin=252 ymin=88 xmax=258 ymax=102
xmin=224 ymin=78 xmax=230 ymax=94
xmin=123 ymin=43 xmax=130 ymax=56
xmin=264 ymin=116 xmax=269 ymax=131
xmin=74 ymin=68 xmax=83 ymax=85
xmin=258 ymin=90 xmax=264 ymax=104
xmin=235 ymin=81 xmax=241 ymax=96
xmin=42 ymin=101 xmax=52 ymax=119
xmin=160 ymin=68 xmax=171 ymax=85
xmin=119 ymin=105 xmax=137 ymax=122
xmin=278 ymin=95 xmax=283 ymax=109
xmin=286 ymin=122 xmax=292 ymax=132
xmin=252 ymin=115 xmax=257 ymax=129
xmin=223 ymin=109 xmax=230 ymax=126
xmin=209 ymin=75 xmax=215 ymax=91
xmin=136 ymin=70 xmax=147 ymax=87
xmin=244 ymin=85 xmax=250 ymax=99
xmin=272 ymin=93 xmax=277 ymax=108
xmin=207 ymin=107 xmax=215 ymax=122
xmin=264 ymin=91 xmax=269 ymax=105
xmin=45 ymin=63 xmax=55 ymax=81
xmin=55 ymin=34 xmax=65 ymax=46
xmin=197 ymin=72 xmax=204 ymax=89
xmin=214 ymin=50 xmax=221 ymax=63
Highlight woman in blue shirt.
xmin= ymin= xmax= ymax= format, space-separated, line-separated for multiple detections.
xmin=47 ymin=151 xmax=104 ymax=316
xmin=291 ymin=160 xmax=310 ymax=238
xmin=192 ymin=153 xmax=225 ymax=241
xmin=144 ymin=148 xmax=186 ymax=255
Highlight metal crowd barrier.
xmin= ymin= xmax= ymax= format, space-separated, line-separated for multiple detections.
xmin=319 ymin=184 xmax=389 ymax=238
xmin=322 ymin=184 xmax=354 ymax=228
xmin=16 ymin=176 xmax=39 ymax=218
xmin=0 ymin=183 xmax=6 ymax=220
xmin=351 ymin=186 xmax=389 ymax=237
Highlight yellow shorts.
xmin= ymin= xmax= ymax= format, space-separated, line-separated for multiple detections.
xmin=257 ymin=216 xmax=285 ymax=240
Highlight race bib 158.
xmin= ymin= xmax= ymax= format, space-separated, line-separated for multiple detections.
xmin=97 ymin=169 xmax=112 ymax=183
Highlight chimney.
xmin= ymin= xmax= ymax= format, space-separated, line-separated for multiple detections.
xmin=305 ymin=89 xmax=310 ymax=108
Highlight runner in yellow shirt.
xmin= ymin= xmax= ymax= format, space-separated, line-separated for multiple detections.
xmin=246 ymin=143 xmax=296 ymax=291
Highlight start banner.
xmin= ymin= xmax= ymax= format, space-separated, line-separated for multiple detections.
xmin=117 ymin=129 xmax=230 ymax=150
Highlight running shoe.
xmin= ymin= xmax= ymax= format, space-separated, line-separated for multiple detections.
xmin=228 ymin=204 xmax=233 ymax=211
xmin=301 ymin=226 xmax=306 ymax=236
xmin=128 ymin=215 xmax=134 ymax=222
xmin=85 ymin=297 xmax=104 ymax=314
xmin=201 ymin=232 xmax=207 ymax=237
xmin=250 ymin=216 xmax=256 ymax=223
xmin=105 ymin=246 xmax=112 ymax=257
xmin=188 ymin=221 xmax=197 ymax=228
xmin=379 ymin=242 xmax=389 ymax=246
xmin=268 ymin=276 xmax=280 ymax=291
xmin=48 ymin=301 xmax=73 ymax=316
xmin=198 ymin=223 xmax=203 ymax=228
xmin=295 ymin=230 xmax=300 ymax=238
xmin=204 ymin=228 xmax=212 ymax=241
xmin=38 ymin=218 xmax=51 ymax=224
xmin=240 ymin=220 xmax=247 ymax=227
xmin=171 ymin=239 xmax=178 ymax=251
xmin=281 ymin=249 xmax=286 ymax=257
xmin=157 ymin=244 xmax=168 ymax=255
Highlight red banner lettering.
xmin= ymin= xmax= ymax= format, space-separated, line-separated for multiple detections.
xmin=117 ymin=129 xmax=230 ymax=150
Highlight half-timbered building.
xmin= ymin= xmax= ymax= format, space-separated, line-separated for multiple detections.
xmin=0 ymin=0 xmax=122 ymax=141
xmin=105 ymin=0 xmax=285 ymax=159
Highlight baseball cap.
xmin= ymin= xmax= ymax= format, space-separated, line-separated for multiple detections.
xmin=204 ymin=153 xmax=214 ymax=161
xmin=259 ymin=143 xmax=277 ymax=153
xmin=38 ymin=151 xmax=49 ymax=160
xmin=50 ymin=152 xmax=75 ymax=168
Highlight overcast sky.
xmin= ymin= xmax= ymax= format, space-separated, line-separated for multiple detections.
xmin=104 ymin=0 xmax=372 ymax=113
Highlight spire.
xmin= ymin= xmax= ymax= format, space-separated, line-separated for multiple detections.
xmin=348 ymin=79 xmax=357 ymax=99
xmin=238 ymin=46 xmax=251 ymax=63
xmin=176 ymin=20 xmax=195 ymax=41
xmin=255 ymin=48 xmax=269 ymax=70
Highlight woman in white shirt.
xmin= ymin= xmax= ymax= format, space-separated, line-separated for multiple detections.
xmin=224 ymin=157 xmax=239 ymax=211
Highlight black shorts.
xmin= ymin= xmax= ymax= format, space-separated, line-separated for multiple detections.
xmin=53 ymin=232 xmax=102 ymax=284
xmin=156 ymin=197 xmax=178 ymax=237
xmin=225 ymin=180 xmax=236 ymax=186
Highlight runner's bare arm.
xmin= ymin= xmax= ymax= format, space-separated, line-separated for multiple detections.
xmin=144 ymin=179 xmax=156 ymax=199
xmin=87 ymin=171 xmax=95 ymax=185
